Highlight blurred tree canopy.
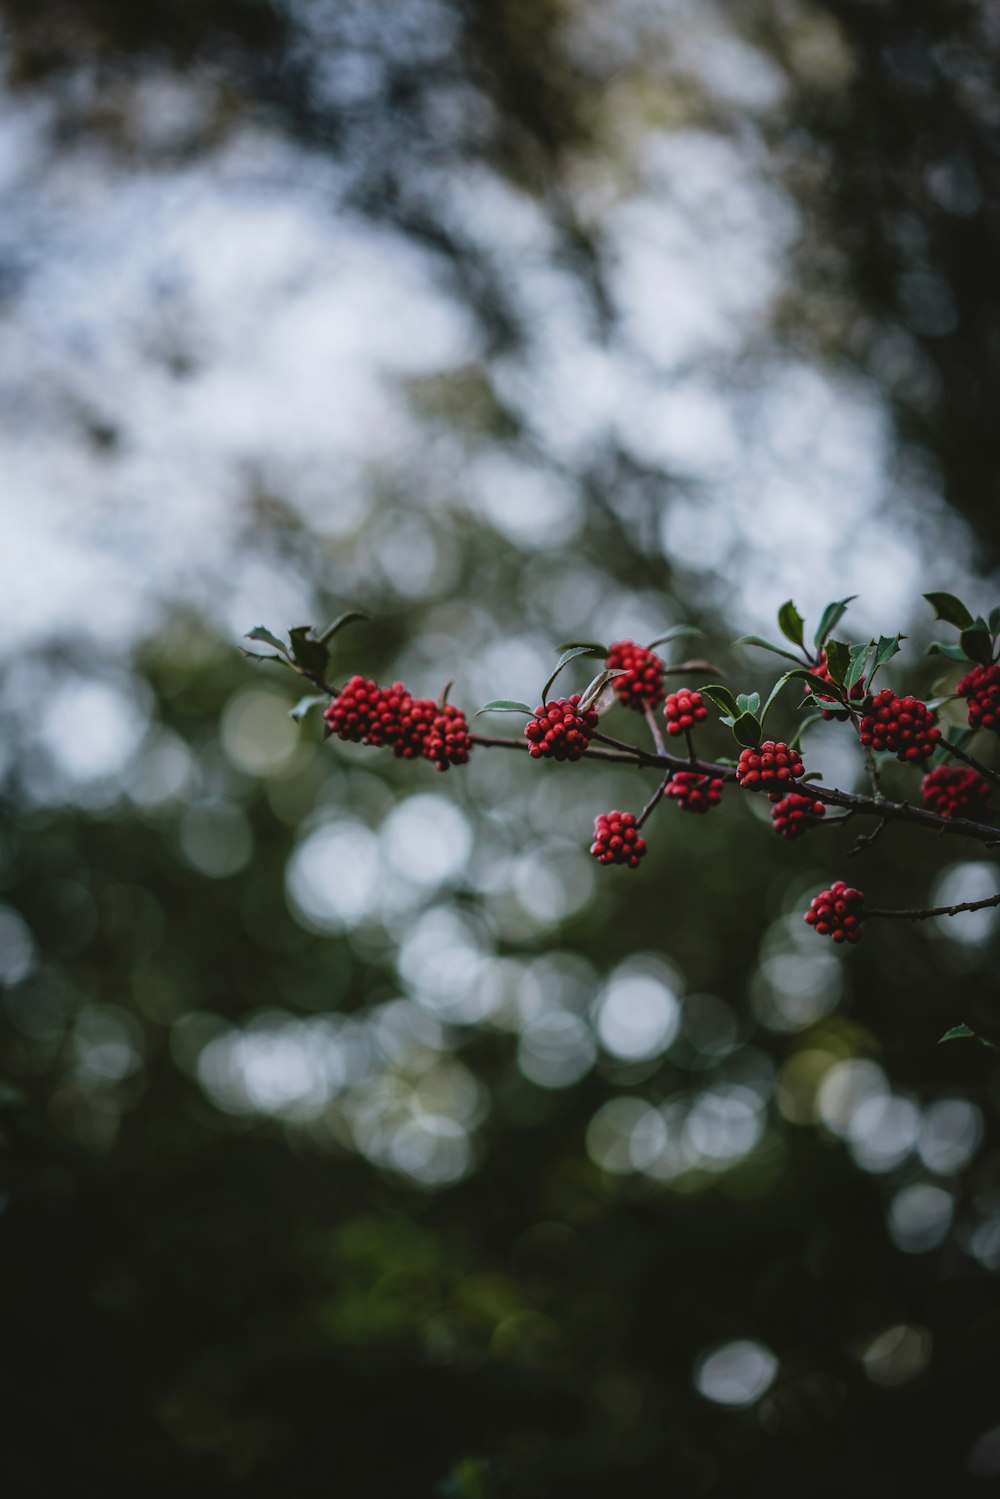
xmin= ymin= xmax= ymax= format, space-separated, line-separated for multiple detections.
xmin=3 ymin=2 xmax=1000 ymax=1495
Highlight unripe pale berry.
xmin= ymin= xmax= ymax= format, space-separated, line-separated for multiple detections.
xmin=804 ymin=880 xmax=864 ymax=943
xmin=665 ymin=771 xmax=723 ymax=814
xmin=736 ymin=740 xmax=805 ymax=800
xmin=524 ymin=695 xmax=600 ymax=761
xmin=663 ymin=689 xmax=708 ymax=737
xmin=771 ymin=792 xmax=826 ymax=840
xmin=590 ymin=811 xmax=647 ymax=868
xmin=606 ymin=640 xmax=665 ymax=711
xmin=957 ymin=663 xmax=1000 ymax=733
xmin=921 ymin=765 xmax=991 ymax=820
xmin=857 ymin=689 xmax=940 ymax=763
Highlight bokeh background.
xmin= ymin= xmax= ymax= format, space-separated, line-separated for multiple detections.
xmin=3 ymin=1 xmax=1000 ymax=1493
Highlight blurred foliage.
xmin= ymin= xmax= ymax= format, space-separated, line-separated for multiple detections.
xmin=3 ymin=1 xmax=1000 ymax=1495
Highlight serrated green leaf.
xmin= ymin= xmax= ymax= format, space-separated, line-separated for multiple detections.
xmin=813 ymin=597 xmax=858 ymax=648
xmin=989 ymin=607 xmax=1000 ymax=635
xmin=475 ymin=699 xmax=534 ymax=716
xmin=823 ymin=638 xmax=850 ymax=686
xmin=699 ymin=683 xmax=740 ymax=717
xmin=646 ymin=625 xmax=703 ymax=650
xmin=732 ymin=712 xmax=762 ymax=747
xmin=844 ymin=641 xmax=873 ymax=691
xmin=541 ymin=646 xmax=604 ymax=704
xmin=960 ymin=626 xmax=993 ymax=666
xmin=247 ymin=625 xmax=290 ymax=656
xmin=926 ymin=641 xmax=972 ymax=662
xmin=777 ymin=600 xmax=805 ymax=647
xmin=317 ymin=610 xmax=369 ymax=645
xmin=736 ymin=635 xmax=804 ymax=666
xmin=939 ymin=1023 xmax=976 ymax=1043
xmin=288 ymin=626 xmax=331 ymax=676
xmin=867 ymin=633 xmax=904 ymax=689
xmin=289 ymin=694 xmax=330 ymax=721
xmin=736 ymin=692 xmax=761 ymax=716
xmin=924 ymin=592 xmax=974 ymax=630
xmin=553 ymin=640 xmax=609 ymax=656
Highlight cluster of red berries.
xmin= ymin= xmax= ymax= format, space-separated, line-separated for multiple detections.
xmin=921 ymin=765 xmax=991 ymax=820
xmin=324 ymin=676 xmax=471 ymax=771
xmin=735 ymin=741 xmax=806 ymax=798
xmin=663 ymin=689 xmax=708 ymax=737
xmin=665 ymin=771 xmax=723 ymax=813
xmin=810 ymin=653 xmax=866 ymax=722
xmin=857 ymin=689 xmax=940 ymax=763
xmin=957 ymin=663 xmax=1000 ymax=733
xmin=524 ymin=695 xmax=600 ymax=760
xmin=606 ymin=640 xmax=665 ymax=711
xmin=771 ymin=792 xmax=826 ymax=840
xmin=590 ymin=811 xmax=647 ymax=867
xmin=804 ymin=880 xmax=865 ymax=943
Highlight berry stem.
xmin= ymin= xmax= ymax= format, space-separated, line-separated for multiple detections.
xmin=683 ymin=727 xmax=696 ymax=765
xmin=642 ymin=702 xmax=666 ymax=757
xmin=469 ymin=734 xmax=644 ymax=767
xmin=866 ymin=892 xmax=1000 ymax=921
xmin=940 ymin=737 xmax=1000 ymax=792
xmin=636 ymin=777 xmax=671 ymax=829
xmin=849 ymin=815 xmax=888 ymax=857
xmin=861 ymin=741 xmax=884 ymax=801
xmin=590 ymin=730 xmax=663 ymax=764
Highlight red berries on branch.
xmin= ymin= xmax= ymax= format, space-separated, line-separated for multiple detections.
xmin=665 ymin=771 xmax=723 ymax=813
xmin=857 ymin=689 xmax=941 ymax=763
xmin=663 ymin=689 xmax=708 ymax=737
xmin=424 ymin=703 xmax=472 ymax=771
xmin=590 ymin=811 xmax=647 ymax=867
xmin=771 ymin=792 xmax=826 ymax=840
xmin=804 ymin=881 xmax=865 ymax=943
xmin=606 ymin=640 xmax=665 ymax=711
xmin=735 ymin=741 xmax=806 ymax=798
xmin=324 ymin=677 xmax=471 ymax=771
xmin=921 ymin=765 xmax=991 ymax=820
xmin=957 ymin=663 xmax=1000 ymax=733
xmin=524 ymin=695 xmax=600 ymax=760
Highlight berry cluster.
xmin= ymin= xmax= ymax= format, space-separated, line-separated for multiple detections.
xmin=735 ymin=741 xmax=805 ymax=799
xmin=665 ymin=771 xmax=723 ymax=814
xmin=857 ymin=690 xmax=940 ymax=763
xmin=324 ymin=677 xmax=471 ymax=771
xmin=606 ymin=640 xmax=665 ymax=711
xmin=957 ymin=663 xmax=1000 ymax=733
xmin=663 ymin=689 xmax=708 ymax=737
xmin=590 ymin=811 xmax=647 ymax=868
xmin=525 ymin=695 xmax=600 ymax=760
xmin=810 ymin=653 xmax=866 ymax=722
xmin=921 ymin=765 xmax=991 ymax=820
xmin=771 ymin=792 xmax=826 ymax=840
xmin=804 ymin=880 xmax=865 ymax=944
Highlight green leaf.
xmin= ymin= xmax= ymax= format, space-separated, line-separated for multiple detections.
xmin=759 ymin=674 xmax=793 ymax=727
xmin=735 ymin=692 xmax=761 ymax=716
xmin=813 ymin=597 xmax=858 ymax=648
xmin=924 ymin=592 xmax=974 ymax=630
xmin=844 ymin=642 xmax=873 ymax=691
xmin=579 ymin=668 xmax=627 ymax=711
xmin=732 ymin=712 xmax=762 ymax=747
xmin=475 ymin=699 xmax=534 ymax=716
xmin=867 ymin=633 xmax=904 ymax=688
xmin=646 ymin=625 xmax=703 ymax=651
xmin=989 ymin=607 xmax=1000 ymax=635
xmin=541 ymin=646 xmax=604 ymax=703
xmin=699 ymin=683 xmax=740 ymax=718
xmin=777 ymin=600 xmax=805 ymax=647
xmin=944 ymin=724 xmax=976 ymax=750
xmin=788 ymin=714 xmax=824 ymax=750
xmin=735 ymin=635 xmax=804 ymax=666
xmin=317 ymin=610 xmax=369 ymax=645
xmin=786 ymin=667 xmax=850 ymax=702
xmin=823 ymin=638 xmax=850 ymax=686
xmin=289 ymin=694 xmax=330 ymax=721
xmin=246 ymin=625 xmax=290 ymax=656
xmin=553 ymin=640 xmax=609 ymax=656
xmin=288 ymin=626 xmax=331 ymax=676
xmin=960 ymin=626 xmax=993 ymax=666
xmin=926 ymin=641 xmax=972 ymax=662
xmin=939 ymin=1023 xmax=976 ymax=1043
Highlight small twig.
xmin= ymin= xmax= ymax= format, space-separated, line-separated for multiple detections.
xmin=683 ymin=728 xmax=696 ymax=765
xmin=636 ymin=777 xmax=671 ymax=829
xmin=849 ymin=816 xmax=888 ymax=858
xmin=861 ymin=742 xmax=884 ymax=801
xmin=469 ymin=734 xmax=645 ymax=766
xmin=643 ymin=702 xmax=666 ymax=757
xmin=591 ymin=730 xmax=663 ymax=765
xmin=867 ymin=892 xmax=1000 ymax=921
xmin=940 ymin=737 xmax=1000 ymax=792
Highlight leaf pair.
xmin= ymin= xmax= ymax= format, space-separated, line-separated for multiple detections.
xmin=925 ymin=592 xmax=998 ymax=667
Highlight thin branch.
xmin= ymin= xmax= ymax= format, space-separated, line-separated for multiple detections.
xmin=867 ymin=892 xmax=1000 ymax=921
xmin=940 ymin=737 xmax=1000 ymax=792
xmin=643 ymin=702 xmax=666 ymax=757
xmin=591 ymin=729 xmax=663 ymax=764
xmin=849 ymin=816 xmax=888 ymax=857
xmin=636 ymin=777 xmax=671 ymax=829
xmin=469 ymin=734 xmax=645 ymax=767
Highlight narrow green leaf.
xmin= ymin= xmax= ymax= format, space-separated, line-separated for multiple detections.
xmin=813 ymin=597 xmax=858 ymax=648
xmin=960 ymin=626 xmax=993 ymax=666
xmin=247 ymin=625 xmax=290 ymax=656
xmin=289 ymin=694 xmax=330 ymax=721
xmin=736 ymin=635 xmax=804 ymax=666
xmin=926 ymin=641 xmax=972 ymax=662
xmin=787 ymin=667 xmax=850 ymax=701
xmin=732 ymin=712 xmax=762 ymax=747
xmin=939 ymin=1024 xmax=976 ymax=1043
xmin=553 ymin=640 xmax=609 ymax=657
xmin=646 ymin=625 xmax=703 ymax=650
xmin=759 ymin=673 xmax=794 ymax=728
xmin=989 ymin=606 xmax=1000 ymax=635
xmin=777 ymin=600 xmax=805 ymax=647
xmin=242 ymin=649 xmax=295 ymax=670
xmin=317 ymin=610 xmax=369 ymax=645
xmin=823 ymin=638 xmax=850 ymax=686
xmin=844 ymin=642 xmax=873 ymax=691
xmin=475 ymin=699 xmax=534 ymax=716
xmin=789 ymin=714 xmax=823 ymax=750
xmin=924 ymin=592 xmax=974 ymax=629
xmin=699 ymin=683 xmax=740 ymax=718
xmin=541 ymin=646 xmax=604 ymax=703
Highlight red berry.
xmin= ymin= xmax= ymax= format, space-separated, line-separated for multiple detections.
xmin=921 ymin=765 xmax=991 ymax=820
xmin=663 ymin=689 xmax=709 ymax=737
xmin=606 ymin=640 xmax=665 ymax=711
xmin=771 ymin=793 xmax=826 ymax=840
xmin=590 ymin=810 xmax=647 ymax=868
xmin=524 ymin=695 xmax=600 ymax=761
xmin=804 ymin=880 xmax=864 ymax=944
xmin=324 ymin=675 xmax=384 ymax=743
xmin=735 ymin=740 xmax=805 ymax=800
xmin=957 ymin=663 xmax=1000 ymax=733
xmin=665 ymin=771 xmax=723 ymax=814
xmin=857 ymin=689 xmax=940 ymax=763
xmin=810 ymin=652 xmax=866 ymax=721
xmin=423 ymin=703 xmax=472 ymax=772
xmin=391 ymin=694 xmax=436 ymax=760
